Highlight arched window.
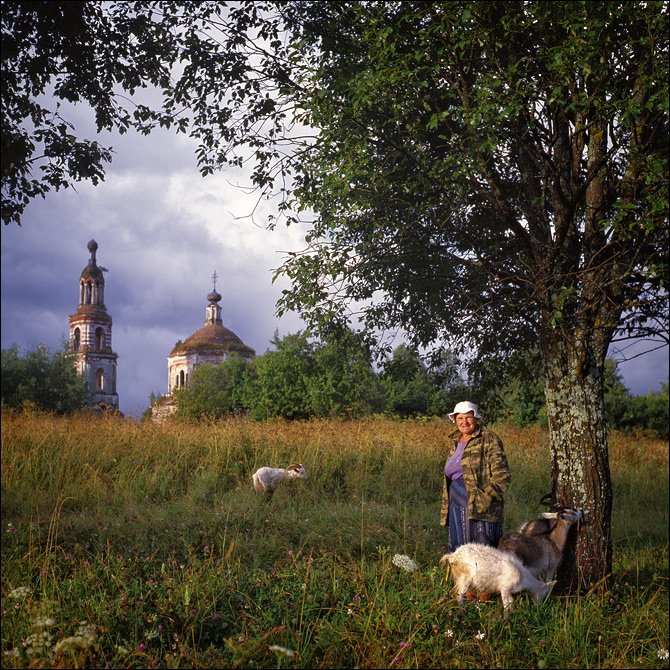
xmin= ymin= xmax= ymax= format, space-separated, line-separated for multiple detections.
xmin=179 ymin=370 xmax=185 ymax=387
xmin=73 ymin=328 xmax=80 ymax=351
xmin=96 ymin=368 xmax=104 ymax=391
xmin=95 ymin=327 xmax=104 ymax=350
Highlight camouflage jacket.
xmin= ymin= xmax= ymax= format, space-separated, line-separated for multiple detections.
xmin=440 ymin=424 xmax=511 ymax=525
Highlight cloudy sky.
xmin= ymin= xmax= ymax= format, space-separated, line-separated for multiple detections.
xmin=1 ymin=106 xmax=667 ymax=416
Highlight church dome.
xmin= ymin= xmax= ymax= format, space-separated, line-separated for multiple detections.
xmin=169 ymin=276 xmax=255 ymax=359
xmin=170 ymin=323 xmax=255 ymax=357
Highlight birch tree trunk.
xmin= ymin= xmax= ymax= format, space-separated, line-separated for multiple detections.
xmin=543 ymin=338 xmax=613 ymax=591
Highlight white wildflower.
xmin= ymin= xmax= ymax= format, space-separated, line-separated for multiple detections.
xmin=475 ymin=630 xmax=486 ymax=640
xmin=658 ymin=649 xmax=669 ymax=660
xmin=8 ymin=586 xmax=31 ymax=600
xmin=392 ymin=554 xmax=418 ymax=573
xmin=76 ymin=621 xmax=97 ymax=643
xmin=24 ymin=630 xmax=54 ymax=657
xmin=269 ymin=645 xmax=296 ymax=658
xmin=53 ymin=621 xmax=97 ymax=656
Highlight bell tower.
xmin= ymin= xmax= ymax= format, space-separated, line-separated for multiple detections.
xmin=69 ymin=239 xmax=119 ymax=410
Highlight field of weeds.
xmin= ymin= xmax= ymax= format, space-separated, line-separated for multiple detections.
xmin=1 ymin=410 xmax=668 ymax=668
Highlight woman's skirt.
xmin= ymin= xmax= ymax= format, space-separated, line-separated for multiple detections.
xmin=447 ymin=477 xmax=502 ymax=552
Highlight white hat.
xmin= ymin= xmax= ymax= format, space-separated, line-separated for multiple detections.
xmin=448 ymin=401 xmax=482 ymax=423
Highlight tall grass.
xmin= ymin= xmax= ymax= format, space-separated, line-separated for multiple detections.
xmin=2 ymin=410 xmax=668 ymax=668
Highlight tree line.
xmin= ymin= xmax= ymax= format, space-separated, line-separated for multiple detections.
xmin=5 ymin=337 xmax=664 ymax=439
xmin=163 ymin=333 xmax=670 ymax=439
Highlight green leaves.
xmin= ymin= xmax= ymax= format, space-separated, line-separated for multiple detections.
xmin=1 ymin=342 xmax=89 ymax=413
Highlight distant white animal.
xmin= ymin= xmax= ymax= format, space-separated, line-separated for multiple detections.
xmin=498 ymin=508 xmax=582 ymax=581
xmin=252 ymin=463 xmax=307 ymax=497
xmin=439 ymin=543 xmax=556 ymax=616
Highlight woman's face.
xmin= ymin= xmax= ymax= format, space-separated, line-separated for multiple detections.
xmin=456 ymin=411 xmax=478 ymax=435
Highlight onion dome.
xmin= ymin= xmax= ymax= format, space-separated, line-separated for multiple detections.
xmin=80 ymin=239 xmax=104 ymax=282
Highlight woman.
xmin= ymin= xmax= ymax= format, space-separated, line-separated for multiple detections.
xmin=440 ymin=401 xmax=510 ymax=553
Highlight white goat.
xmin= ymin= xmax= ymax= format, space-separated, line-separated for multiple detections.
xmin=440 ymin=543 xmax=555 ymax=616
xmin=498 ymin=508 xmax=582 ymax=580
xmin=252 ymin=463 xmax=306 ymax=497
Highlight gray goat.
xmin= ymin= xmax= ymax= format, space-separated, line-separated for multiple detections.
xmin=497 ymin=509 xmax=582 ymax=581
xmin=517 ymin=494 xmax=561 ymax=535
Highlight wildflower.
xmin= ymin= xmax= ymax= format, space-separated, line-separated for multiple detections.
xmin=475 ymin=631 xmax=485 ymax=640
xmin=269 ymin=645 xmax=295 ymax=658
xmin=8 ymin=586 xmax=31 ymax=600
xmin=658 ymin=649 xmax=669 ymax=660
xmin=24 ymin=630 xmax=54 ymax=657
xmin=392 ymin=554 xmax=418 ymax=573
xmin=445 ymin=629 xmax=454 ymax=638
xmin=347 ymin=607 xmax=354 ymax=616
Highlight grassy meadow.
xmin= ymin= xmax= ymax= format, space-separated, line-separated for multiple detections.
xmin=1 ymin=409 xmax=668 ymax=669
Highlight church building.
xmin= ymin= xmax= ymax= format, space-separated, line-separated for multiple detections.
xmin=166 ymin=273 xmax=255 ymax=394
xmin=69 ymin=239 xmax=119 ymax=410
